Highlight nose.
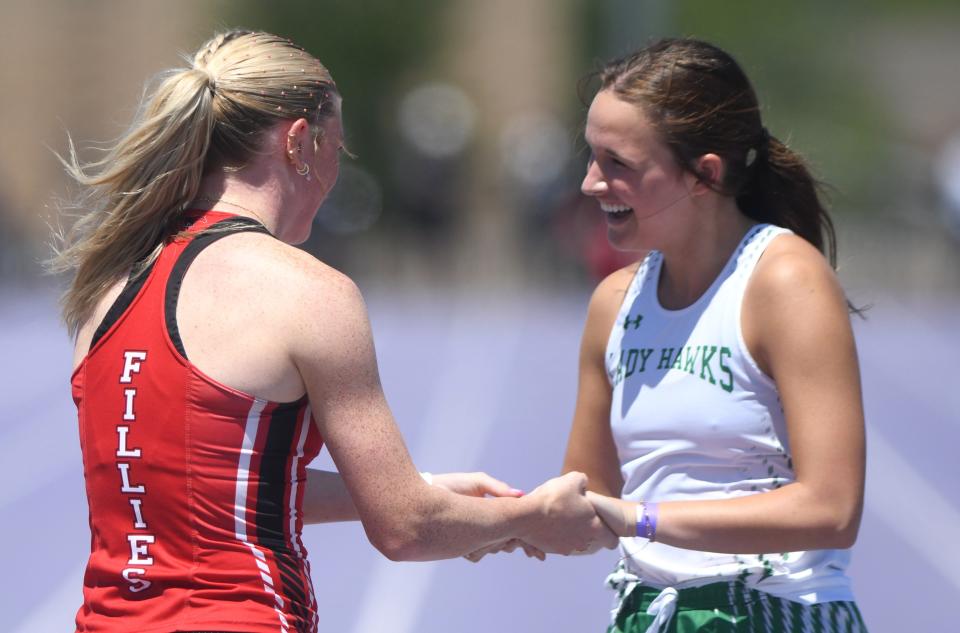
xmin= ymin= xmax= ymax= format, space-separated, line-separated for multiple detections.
xmin=581 ymin=160 xmax=608 ymax=197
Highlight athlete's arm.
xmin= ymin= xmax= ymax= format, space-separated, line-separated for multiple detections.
xmin=583 ymin=236 xmax=865 ymax=553
xmin=302 ymin=470 xmax=357 ymax=524
xmin=302 ymin=469 xmax=549 ymax=562
xmin=287 ymin=263 xmax=606 ymax=560
xmin=561 ymin=265 xmax=634 ymax=497
xmin=302 ymin=469 xmax=525 ymax=524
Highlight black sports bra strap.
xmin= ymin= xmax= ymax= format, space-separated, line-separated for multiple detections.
xmin=89 ymin=259 xmax=159 ymax=350
xmin=165 ymin=217 xmax=270 ymax=359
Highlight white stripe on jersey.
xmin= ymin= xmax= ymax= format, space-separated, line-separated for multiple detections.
xmin=235 ymin=399 xmax=290 ymax=633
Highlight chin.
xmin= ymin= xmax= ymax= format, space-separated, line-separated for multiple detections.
xmin=606 ymin=227 xmax=646 ymax=253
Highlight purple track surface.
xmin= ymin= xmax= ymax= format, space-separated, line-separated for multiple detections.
xmin=2 ymin=286 xmax=956 ymax=632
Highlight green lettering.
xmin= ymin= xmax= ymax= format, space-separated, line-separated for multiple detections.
xmin=719 ymin=346 xmax=734 ymax=392
xmin=623 ymin=349 xmax=639 ymax=378
xmin=671 ymin=347 xmax=683 ymax=370
xmin=657 ymin=347 xmax=675 ymax=370
xmin=683 ymin=346 xmax=700 ymax=374
xmin=638 ymin=348 xmax=654 ymax=372
xmin=700 ymin=345 xmax=717 ymax=384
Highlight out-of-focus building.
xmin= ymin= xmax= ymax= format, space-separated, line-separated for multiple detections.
xmin=2 ymin=0 xmax=959 ymax=298
xmin=0 ymin=1 xmax=219 ymax=279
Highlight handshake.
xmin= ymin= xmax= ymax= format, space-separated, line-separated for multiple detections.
xmin=435 ymin=471 xmax=621 ymax=563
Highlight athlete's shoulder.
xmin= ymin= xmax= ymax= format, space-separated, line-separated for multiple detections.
xmin=192 ymin=232 xmax=366 ymax=342
xmin=590 ymin=256 xmax=646 ymax=311
xmin=212 ymin=231 xmax=358 ymax=299
xmin=744 ymin=230 xmax=858 ymax=388
xmin=752 ymin=232 xmax=840 ymax=298
xmin=584 ymin=256 xmax=647 ymax=338
xmin=271 ymin=242 xmax=362 ymax=314
xmin=746 ymin=231 xmax=849 ymax=341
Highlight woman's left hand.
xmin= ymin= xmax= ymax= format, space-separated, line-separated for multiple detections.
xmin=464 ymin=538 xmax=546 ymax=563
xmin=431 ymin=472 xmax=525 ymax=498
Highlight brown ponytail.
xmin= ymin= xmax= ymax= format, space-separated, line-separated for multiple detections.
xmin=736 ymin=130 xmax=837 ymax=267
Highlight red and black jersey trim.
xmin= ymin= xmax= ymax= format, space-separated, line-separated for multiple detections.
xmin=255 ymin=403 xmax=315 ymax=632
xmin=89 ymin=259 xmax=158 ymax=349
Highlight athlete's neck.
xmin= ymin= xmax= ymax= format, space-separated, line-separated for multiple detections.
xmin=657 ymin=200 xmax=756 ymax=310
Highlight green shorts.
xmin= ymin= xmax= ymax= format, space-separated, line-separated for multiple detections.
xmin=609 ymin=581 xmax=868 ymax=633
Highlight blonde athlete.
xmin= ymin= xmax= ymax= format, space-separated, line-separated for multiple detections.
xmin=54 ymin=30 xmax=613 ymax=633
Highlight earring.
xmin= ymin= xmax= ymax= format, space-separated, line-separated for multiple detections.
xmin=297 ymin=163 xmax=311 ymax=179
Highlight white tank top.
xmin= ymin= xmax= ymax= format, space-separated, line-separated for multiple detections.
xmin=606 ymin=224 xmax=855 ymax=604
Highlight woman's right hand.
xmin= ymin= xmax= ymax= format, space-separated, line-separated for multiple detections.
xmin=520 ymin=472 xmax=614 ymax=555
xmin=586 ymin=490 xmax=632 ymax=537
xmin=466 ymin=474 xmax=620 ymax=562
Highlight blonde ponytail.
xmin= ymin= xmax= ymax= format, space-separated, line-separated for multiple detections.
xmin=49 ymin=30 xmax=338 ymax=336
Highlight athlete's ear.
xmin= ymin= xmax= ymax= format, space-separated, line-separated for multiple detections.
xmin=282 ymin=118 xmax=313 ymax=168
xmin=690 ymin=153 xmax=724 ymax=195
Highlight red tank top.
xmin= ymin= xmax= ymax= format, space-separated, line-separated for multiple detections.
xmin=71 ymin=211 xmax=323 ymax=633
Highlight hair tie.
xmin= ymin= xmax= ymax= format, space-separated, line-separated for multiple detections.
xmin=193 ymin=66 xmax=217 ymax=94
xmin=745 ymin=126 xmax=770 ymax=167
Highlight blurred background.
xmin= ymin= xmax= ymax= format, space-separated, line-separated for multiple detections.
xmin=2 ymin=1 xmax=958 ymax=631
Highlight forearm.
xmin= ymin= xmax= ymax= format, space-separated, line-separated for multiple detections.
xmin=589 ymin=482 xmax=861 ymax=554
xmin=302 ymin=469 xmax=359 ymax=524
xmin=366 ymin=482 xmax=539 ymax=562
xmin=363 ymin=470 xmax=611 ymax=561
xmin=301 ymin=468 xmax=545 ymax=561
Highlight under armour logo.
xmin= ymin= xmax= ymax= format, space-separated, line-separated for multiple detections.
xmin=623 ymin=314 xmax=643 ymax=330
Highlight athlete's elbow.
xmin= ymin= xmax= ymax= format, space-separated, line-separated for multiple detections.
xmin=366 ymin=519 xmax=431 ymax=562
xmin=365 ymin=526 xmax=409 ymax=561
xmin=817 ymin=501 xmax=862 ymax=550
xmin=372 ymin=538 xmax=408 ymax=562
xmin=829 ymin=512 xmax=861 ymax=549
xmin=796 ymin=481 xmax=862 ymax=549
xmin=363 ymin=486 xmax=444 ymax=561
xmin=836 ymin=528 xmax=858 ymax=550
xmin=814 ymin=522 xmax=858 ymax=550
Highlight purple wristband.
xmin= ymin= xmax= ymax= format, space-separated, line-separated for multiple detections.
xmin=636 ymin=502 xmax=659 ymax=541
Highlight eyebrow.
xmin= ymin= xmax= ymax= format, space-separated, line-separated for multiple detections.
xmin=605 ymin=148 xmax=631 ymax=162
xmin=584 ymin=133 xmax=631 ymax=163
xmin=592 ymin=144 xmax=633 ymax=166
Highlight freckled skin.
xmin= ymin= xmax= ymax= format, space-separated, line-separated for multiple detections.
xmin=74 ymin=114 xmax=617 ymax=562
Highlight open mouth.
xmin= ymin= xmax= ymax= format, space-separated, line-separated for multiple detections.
xmin=600 ymin=202 xmax=633 ymax=221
